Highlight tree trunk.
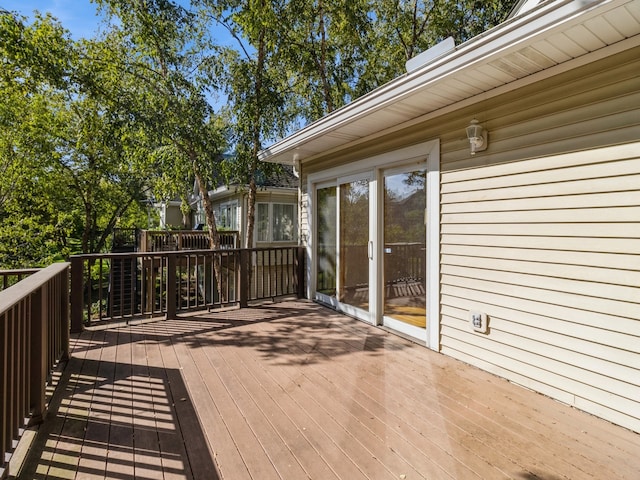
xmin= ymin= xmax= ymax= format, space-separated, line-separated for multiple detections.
xmin=193 ymin=160 xmax=224 ymax=302
xmin=245 ymin=176 xmax=257 ymax=249
xmin=317 ymin=0 xmax=334 ymax=113
xmin=244 ymin=24 xmax=266 ymax=250
xmin=194 ymin=171 xmax=220 ymax=250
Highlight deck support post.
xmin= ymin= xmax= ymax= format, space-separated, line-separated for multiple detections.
xmin=59 ymin=267 xmax=70 ymax=362
xmin=296 ymin=246 xmax=305 ymax=299
xmin=166 ymin=254 xmax=177 ymax=320
xmin=239 ymin=249 xmax=250 ymax=308
xmin=70 ymin=256 xmax=83 ymax=333
xmin=28 ymin=288 xmax=47 ymax=426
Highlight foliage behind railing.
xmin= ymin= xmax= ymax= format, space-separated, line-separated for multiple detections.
xmin=70 ymin=246 xmax=305 ymax=331
xmin=139 ymin=230 xmax=240 ymax=252
xmin=0 ymin=263 xmax=69 ymax=477
xmin=112 ymin=228 xmax=139 ymax=251
xmin=0 ymin=268 xmax=40 ymax=292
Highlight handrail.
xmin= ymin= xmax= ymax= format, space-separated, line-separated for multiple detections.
xmin=0 ymin=268 xmax=40 ymax=291
xmin=70 ymin=246 xmax=305 ymax=331
xmin=0 ymin=262 xmax=70 ymax=477
xmin=139 ymin=230 xmax=240 ymax=252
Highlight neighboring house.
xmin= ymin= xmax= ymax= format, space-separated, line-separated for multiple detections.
xmin=260 ymin=0 xmax=640 ymax=433
xmin=155 ymin=199 xmax=192 ymax=230
xmin=191 ymin=165 xmax=299 ymax=247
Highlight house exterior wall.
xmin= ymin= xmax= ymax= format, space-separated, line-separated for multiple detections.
xmin=206 ymin=189 xmax=298 ymax=248
xmin=255 ymin=190 xmax=299 ymax=246
xmin=298 ymin=46 xmax=640 ymax=432
xmin=210 ymin=191 xmax=244 ymax=241
xmin=164 ymin=204 xmax=188 ymax=229
xmin=437 ymin=47 xmax=640 ymax=433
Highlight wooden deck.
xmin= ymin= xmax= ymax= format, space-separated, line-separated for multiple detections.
xmin=15 ymin=300 xmax=640 ymax=479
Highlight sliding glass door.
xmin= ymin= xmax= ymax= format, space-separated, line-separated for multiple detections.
xmin=313 ymin=160 xmax=429 ymax=340
xmin=316 ymin=186 xmax=337 ymax=297
xmin=382 ymin=168 xmax=427 ymax=337
xmin=339 ymin=178 xmax=370 ymax=312
xmin=315 ymin=175 xmax=372 ymax=320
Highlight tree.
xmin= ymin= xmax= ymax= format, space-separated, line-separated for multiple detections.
xmin=195 ymin=0 xmax=293 ymax=248
xmin=0 ymin=11 xmax=161 ymax=265
xmin=278 ymin=0 xmax=371 ymax=119
xmin=93 ymin=0 xmax=229 ymax=249
xmin=358 ymin=0 xmax=516 ymax=96
xmin=88 ymin=0 xmax=233 ymax=300
xmin=0 ymin=12 xmax=78 ymax=265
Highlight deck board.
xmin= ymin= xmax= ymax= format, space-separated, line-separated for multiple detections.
xmin=242 ymin=321 xmax=446 ymax=479
xmin=78 ymin=330 xmax=110 ymax=480
xmin=16 ymin=300 xmax=640 ymax=479
xmin=143 ymin=326 xmax=194 ymax=480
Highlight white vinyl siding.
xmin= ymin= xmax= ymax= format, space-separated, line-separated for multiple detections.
xmin=438 ymin=48 xmax=640 ymax=173
xmin=440 ymin=142 xmax=640 ymax=432
xmin=295 ymin=45 xmax=640 ymax=432
xmin=431 ymin=47 xmax=639 ymax=432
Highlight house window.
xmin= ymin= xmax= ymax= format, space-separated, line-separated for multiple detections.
xmin=257 ymin=203 xmax=297 ymax=242
xmin=216 ymin=201 xmax=238 ymax=230
xmin=194 ymin=199 xmax=205 ymax=227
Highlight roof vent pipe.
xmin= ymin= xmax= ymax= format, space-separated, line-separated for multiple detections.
xmin=405 ymin=37 xmax=456 ymax=73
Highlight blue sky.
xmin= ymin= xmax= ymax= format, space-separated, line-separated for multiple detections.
xmin=2 ymin=1 xmax=107 ymax=39
xmin=1 ymin=1 xmax=235 ymax=44
xmin=1 ymin=1 xmax=235 ymax=109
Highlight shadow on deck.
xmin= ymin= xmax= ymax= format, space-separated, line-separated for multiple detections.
xmin=14 ymin=301 xmax=640 ymax=479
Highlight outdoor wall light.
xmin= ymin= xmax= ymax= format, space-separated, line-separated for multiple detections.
xmin=466 ymin=119 xmax=488 ymax=155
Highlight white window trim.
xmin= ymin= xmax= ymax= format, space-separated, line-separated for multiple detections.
xmin=217 ymin=200 xmax=239 ymax=231
xmin=256 ymin=202 xmax=298 ymax=243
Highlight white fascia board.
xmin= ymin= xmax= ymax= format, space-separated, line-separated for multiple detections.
xmin=153 ymin=200 xmax=182 ymax=208
xmin=259 ymin=0 xmax=620 ymax=164
xmin=207 ymin=185 xmax=232 ymax=200
xmin=208 ymin=185 xmax=297 ymax=200
xmin=508 ymin=0 xmax=546 ymax=19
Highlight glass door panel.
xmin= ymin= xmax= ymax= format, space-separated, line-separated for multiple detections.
xmin=339 ymin=179 xmax=369 ymax=310
xmin=316 ymin=186 xmax=337 ymax=297
xmin=383 ymin=170 xmax=427 ymax=329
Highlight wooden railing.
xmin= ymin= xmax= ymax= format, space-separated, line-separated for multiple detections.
xmin=70 ymin=246 xmax=305 ymax=331
xmin=139 ymin=230 xmax=240 ymax=252
xmin=0 ymin=263 xmax=70 ymax=477
xmin=0 ymin=268 xmax=39 ymax=292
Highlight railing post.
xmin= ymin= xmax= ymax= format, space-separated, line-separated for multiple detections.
xmin=60 ymin=267 xmax=70 ymax=362
xmin=70 ymin=256 xmax=84 ymax=333
xmin=166 ymin=254 xmax=177 ymax=320
xmin=296 ymin=246 xmax=306 ymax=299
xmin=29 ymin=288 xmax=47 ymax=426
xmin=239 ymin=249 xmax=250 ymax=308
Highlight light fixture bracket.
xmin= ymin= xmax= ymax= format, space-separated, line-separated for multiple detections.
xmin=466 ymin=119 xmax=488 ymax=155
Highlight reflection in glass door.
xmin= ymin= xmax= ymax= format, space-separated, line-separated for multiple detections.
xmin=383 ymin=169 xmax=427 ymax=330
xmin=315 ymin=178 xmax=371 ymax=318
xmin=316 ymin=186 xmax=337 ymax=297
xmin=339 ymin=179 xmax=369 ymax=311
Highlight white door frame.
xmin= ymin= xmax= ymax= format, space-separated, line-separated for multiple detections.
xmin=307 ymin=139 xmax=440 ymax=350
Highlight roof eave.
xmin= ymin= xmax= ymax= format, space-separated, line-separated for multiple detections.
xmin=259 ymin=0 xmax=626 ymax=165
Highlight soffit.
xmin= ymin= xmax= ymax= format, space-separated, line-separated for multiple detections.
xmin=260 ymin=0 xmax=640 ymax=165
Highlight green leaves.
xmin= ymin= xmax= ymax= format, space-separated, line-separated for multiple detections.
xmin=0 ymin=11 xmax=74 ymax=89
xmin=0 ymin=9 xmax=164 ymax=261
xmin=1 ymin=0 xmax=516 ymax=265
